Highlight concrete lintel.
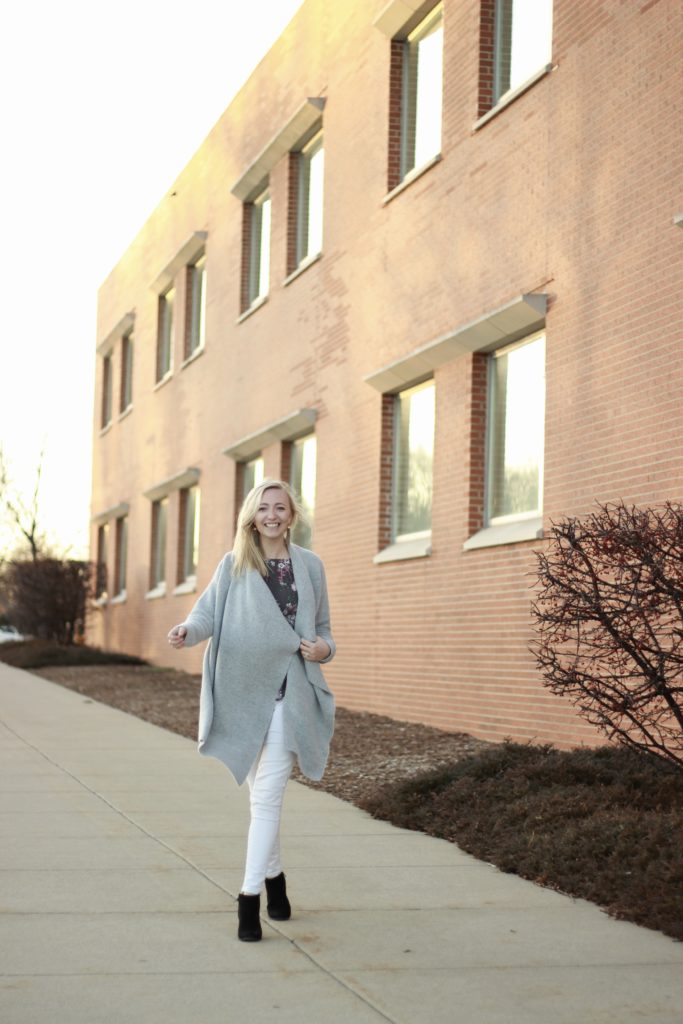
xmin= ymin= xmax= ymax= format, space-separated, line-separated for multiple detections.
xmin=97 ymin=312 xmax=135 ymax=354
xmin=143 ymin=467 xmax=200 ymax=502
xmin=222 ymin=409 xmax=317 ymax=462
xmin=91 ymin=501 xmax=129 ymax=525
xmin=230 ymin=98 xmax=326 ymax=202
xmin=150 ymin=232 xmax=208 ymax=294
xmin=373 ymin=0 xmax=438 ymax=38
xmin=674 ymin=213 xmax=683 ymax=227
xmin=364 ymin=293 xmax=548 ymax=393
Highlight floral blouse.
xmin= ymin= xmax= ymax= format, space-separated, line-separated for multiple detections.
xmin=264 ymin=558 xmax=298 ymax=701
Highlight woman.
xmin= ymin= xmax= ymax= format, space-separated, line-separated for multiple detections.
xmin=167 ymin=479 xmax=335 ymax=942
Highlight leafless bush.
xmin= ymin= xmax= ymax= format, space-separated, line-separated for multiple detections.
xmin=2 ymin=559 xmax=92 ymax=645
xmin=531 ymin=502 xmax=683 ymax=770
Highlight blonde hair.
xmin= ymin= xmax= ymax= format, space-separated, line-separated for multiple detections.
xmin=232 ymin=479 xmax=306 ymax=577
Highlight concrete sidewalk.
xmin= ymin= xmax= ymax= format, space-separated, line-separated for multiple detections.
xmin=1 ymin=665 xmax=682 ymax=1024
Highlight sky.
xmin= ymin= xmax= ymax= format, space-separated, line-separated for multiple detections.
xmin=0 ymin=0 xmax=304 ymax=559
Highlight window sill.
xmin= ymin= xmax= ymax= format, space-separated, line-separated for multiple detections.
xmin=118 ymin=405 xmax=133 ymax=423
xmin=463 ymin=516 xmax=543 ymax=551
xmin=173 ymin=577 xmax=197 ymax=596
xmin=382 ymin=154 xmax=442 ymax=206
xmin=473 ymin=64 xmax=554 ymax=132
xmin=153 ymin=372 xmax=173 ymax=393
xmin=283 ymin=251 xmax=322 ymax=287
xmin=92 ymin=595 xmax=108 ymax=608
xmin=145 ymin=584 xmax=167 ymax=600
xmin=99 ymin=422 xmax=113 ymax=437
xmin=237 ymin=295 xmax=268 ymax=324
xmin=181 ymin=345 xmax=205 ymax=369
xmin=374 ymin=535 xmax=432 ymax=564
xmin=110 ymin=590 xmax=127 ymax=605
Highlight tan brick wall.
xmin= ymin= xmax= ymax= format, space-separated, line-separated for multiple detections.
xmin=90 ymin=0 xmax=683 ymax=749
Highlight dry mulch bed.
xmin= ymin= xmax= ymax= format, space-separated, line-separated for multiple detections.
xmin=4 ymin=640 xmax=682 ymax=941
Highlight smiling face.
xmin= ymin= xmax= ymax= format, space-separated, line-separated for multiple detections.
xmin=253 ymin=486 xmax=293 ymax=546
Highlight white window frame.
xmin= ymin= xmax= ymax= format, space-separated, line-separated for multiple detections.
xmin=241 ymin=456 xmax=265 ymax=502
xmin=400 ymin=4 xmax=444 ymax=182
xmin=120 ymin=331 xmax=133 ymax=413
xmin=177 ymin=485 xmax=200 ymax=589
xmin=113 ymin=515 xmax=128 ymax=600
xmin=101 ymin=352 xmax=113 ymax=429
xmin=149 ymin=497 xmax=168 ymax=595
xmin=392 ymin=379 xmax=435 ymax=544
xmin=484 ymin=330 xmax=546 ymax=528
xmin=493 ymin=0 xmax=553 ymax=107
xmin=156 ymin=287 xmax=174 ymax=383
xmin=187 ymin=254 xmax=207 ymax=357
xmin=290 ymin=433 xmax=317 ymax=549
xmin=248 ymin=188 xmax=271 ymax=306
xmin=296 ymin=130 xmax=324 ymax=267
xmin=95 ymin=523 xmax=109 ymax=600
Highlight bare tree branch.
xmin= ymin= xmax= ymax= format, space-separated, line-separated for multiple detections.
xmin=530 ymin=502 xmax=683 ymax=771
xmin=0 ymin=446 xmax=45 ymax=560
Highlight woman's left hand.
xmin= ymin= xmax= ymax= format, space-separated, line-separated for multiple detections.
xmin=300 ymin=636 xmax=331 ymax=663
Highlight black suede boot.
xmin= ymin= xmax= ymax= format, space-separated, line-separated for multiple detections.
xmin=265 ymin=872 xmax=291 ymax=920
xmin=237 ymin=893 xmax=262 ymax=941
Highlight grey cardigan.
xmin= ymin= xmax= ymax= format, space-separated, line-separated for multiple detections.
xmin=180 ymin=544 xmax=336 ymax=785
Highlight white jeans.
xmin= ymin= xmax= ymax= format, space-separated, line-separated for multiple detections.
xmin=241 ymin=701 xmax=295 ymax=895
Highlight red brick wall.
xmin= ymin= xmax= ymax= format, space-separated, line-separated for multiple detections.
xmin=90 ymin=0 xmax=683 ymax=750
xmin=466 ymin=353 xmax=488 ymax=537
xmin=286 ymin=151 xmax=300 ymax=275
xmin=377 ymin=393 xmax=395 ymax=550
xmin=477 ymin=0 xmax=496 ymax=116
xmin=387 ymin=39 xmax=404 ymax=191
xmin=239 ymin=203 xmax=253 ymax=313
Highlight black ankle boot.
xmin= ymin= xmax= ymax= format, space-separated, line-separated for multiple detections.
xmin=237 ymin=893 xmax=262 ymax=941
xmin=265 ymin=872 xmax=291 ymax=920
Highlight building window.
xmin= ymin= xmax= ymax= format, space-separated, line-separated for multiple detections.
xmin=120 ymin=332 xmax=133 ymax=412
xmin=150 ymin=497 xmax=168 ymax=590
xmin=114 ymin=515 xmax=128 ymax=596
xmin=393 ymin=380 xmax=435 ymax=540
xmin=290 ymin=434 xmax=317 ymax=548
xmin=178 ymin=486 xmax=200 ymax=584
xmin=486 ymin=332 xmax=545 ymax=524
xmin=156 ymin=287 xmax=174 ymax=382
xmin=185 ymin=254 xmax=207 ymax=358
xmin=96 ymin=523 xmax=108 ymax=599
xmin=480 ymin=0 xmax=553 ymax=113
xmin=101 ymin=353 xmax=113 ymax=429
xmin=288 ymin=130 xmax=324 ymax=273
xmin=243 ymin=189 xmax=271 ymax=310
xmin=388 ymin=4 xmax=443 ymax=190
xmin=241 ymin=456 xmax=265 ymax=502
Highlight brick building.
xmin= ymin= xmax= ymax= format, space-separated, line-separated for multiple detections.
xmin=90 ymin=0 xmax=683 ymax=748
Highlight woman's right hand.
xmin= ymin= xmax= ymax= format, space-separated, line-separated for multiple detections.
xmin=167 ymin=625 xmax=188 ymax=649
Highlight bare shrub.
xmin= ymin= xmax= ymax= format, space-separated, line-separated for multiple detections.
xmin=2 ymin=559 xmax=92 ymax=645
xmin=530 ymin=502 xmax=683 ymax=770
